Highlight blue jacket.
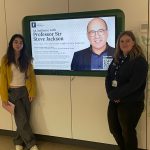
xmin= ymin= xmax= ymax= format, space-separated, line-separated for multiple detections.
xmin=71 ymin=44 xmax=114 ymax=70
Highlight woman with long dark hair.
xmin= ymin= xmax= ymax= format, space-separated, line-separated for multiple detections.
xmin=0 ymin=34 xmax=39 ymax=150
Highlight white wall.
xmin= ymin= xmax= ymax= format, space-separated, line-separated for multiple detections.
xmin=0 ymin=0 xmax=149 ymax=149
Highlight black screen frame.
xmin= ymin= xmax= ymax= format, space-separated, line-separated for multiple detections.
xmin=22 ymin=9 xmax=125 ymax=77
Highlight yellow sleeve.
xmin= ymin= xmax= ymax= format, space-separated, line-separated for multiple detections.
xmin=26 ymin=63 xmax=36 ymax=97
xmin=0 ymin=57 xmax=9 ymax=102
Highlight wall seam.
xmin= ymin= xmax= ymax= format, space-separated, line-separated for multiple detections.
xmin=3 ymin=0 xmax=13 ymax=131
xmin=146 ymin=0 xmax=150 ymax=149
xmin=3 ymin=0 xmax=8 ymax=44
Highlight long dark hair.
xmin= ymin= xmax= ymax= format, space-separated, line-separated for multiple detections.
xmin=6 ymin=34 xmax=32 ymax=72
xmin=114 ymin=31 xmax=145 ymax=63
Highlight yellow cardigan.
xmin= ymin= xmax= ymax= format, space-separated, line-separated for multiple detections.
xmin=0 ymin=56 xmax=36 ymax=102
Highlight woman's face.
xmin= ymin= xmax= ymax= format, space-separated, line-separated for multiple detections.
xmin=119 ymin=34 xmax=135 ymax=55
xmin=12 ymin=37 xmax=23 ymax=53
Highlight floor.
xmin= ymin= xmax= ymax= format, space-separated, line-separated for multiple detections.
xmin=0 ymin=135 xmax=97 ymax=150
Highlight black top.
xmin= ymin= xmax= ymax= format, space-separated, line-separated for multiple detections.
xmin=71 ymin=43 xmax=114 ymax=70
xmin=105 ymin=55 xmax=148 ymax=103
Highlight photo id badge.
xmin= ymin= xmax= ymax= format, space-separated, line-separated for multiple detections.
xmin=112 ymin=80 xmax=117 ymax=87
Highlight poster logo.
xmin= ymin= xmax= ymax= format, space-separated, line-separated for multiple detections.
xmin=31 ymin=22 xmax=36 ymax=28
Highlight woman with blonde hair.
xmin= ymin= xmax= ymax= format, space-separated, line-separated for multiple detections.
xmin=105 ymin=31 xmax=148 ymax=150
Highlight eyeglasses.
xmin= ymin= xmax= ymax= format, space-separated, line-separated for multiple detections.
xmin=88 ymin=29 xmax=107 ymax=37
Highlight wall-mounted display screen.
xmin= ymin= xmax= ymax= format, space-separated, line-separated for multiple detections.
xmin=23 ymin=9 xmax=125 ymax=76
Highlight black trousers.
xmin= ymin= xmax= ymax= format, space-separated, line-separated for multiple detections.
xmin=8 ymin=86 xmax=36 ymax=149
xmin=107 ymin=101 xmax=144 ymax=150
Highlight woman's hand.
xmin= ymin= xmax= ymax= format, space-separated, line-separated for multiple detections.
xmin=2 ymin=101 xmax=15 ymax=114
xmin=2 ymin=101 xmax=9 ymax=107
xmin=29 ymin=97 xmax=35 ymax=102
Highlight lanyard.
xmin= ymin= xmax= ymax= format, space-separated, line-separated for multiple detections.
xmin=114 ymin=55 xmax=127 ymax=80
xmin=112 ymin=55 xmax=127 ymax=87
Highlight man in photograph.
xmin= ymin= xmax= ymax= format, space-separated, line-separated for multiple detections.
xmin=71 ymin=17 xmax=115 ymax=71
